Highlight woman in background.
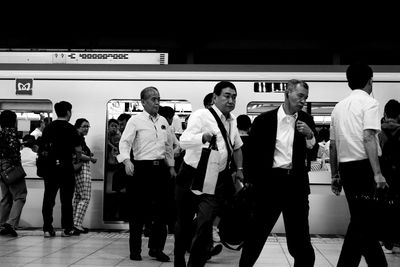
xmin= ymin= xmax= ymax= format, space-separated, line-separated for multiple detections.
xmin=72 ymin=118 xmax=97 ymax=234
xmin=0 ymin=110 xmax=27 ymax=237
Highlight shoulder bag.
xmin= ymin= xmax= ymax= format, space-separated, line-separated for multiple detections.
xmin=1 ymin=164 xmax=26 ymax=185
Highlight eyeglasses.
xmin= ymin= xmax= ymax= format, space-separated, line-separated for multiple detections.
xmin=81 ymin=125 xmax=90 ymax=128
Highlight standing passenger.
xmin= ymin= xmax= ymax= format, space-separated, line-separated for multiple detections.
xmin=174 ymin=81 xmax=244 ymax=267
xmin=0 ymin=110 xmax=27 ymax=237
xmin=39 ymin=101 xmax=82 ymax=237
xmin=239 ymin=79 xmax=317 ymax=267
xmin=72 ymin=118 xmax=97 ymax=234
xmin=330 ymin=63 xmax=388 ymax=266
xmin=379 ymin=99 xmax=400 ymax=254
xmin=117 ymin=86 xmax=176 ymax=262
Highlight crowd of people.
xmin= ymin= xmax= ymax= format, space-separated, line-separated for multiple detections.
xmin=0 ymin=63 xmax=399 ymax=267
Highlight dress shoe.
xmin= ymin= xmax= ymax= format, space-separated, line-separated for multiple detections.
xmin=0 ymin=224 xmax=18 ymax=237
xmin=43 ymin=229 xmax=56 ymax=238
xmin=130 ymin=253 xmax=142 ymax=261
xmin=149 ymin=249 xmax=170 ymax=262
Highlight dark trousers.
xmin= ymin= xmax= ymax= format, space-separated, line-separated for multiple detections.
xmin=337 ymin=160 xmax=387 ymax=267
xmin=127 ymin=160 xmax=169 ymax=255
xmin=42 ymin=164 xmax=75 ymax=231
xmin=174 ymin=162 xmax=229 ymax=267
xmin=239 ymin=171 xmax=315 ymax=267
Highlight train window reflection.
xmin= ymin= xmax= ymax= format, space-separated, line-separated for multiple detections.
xmin=104 ymin=99 xmax=192 ymax=222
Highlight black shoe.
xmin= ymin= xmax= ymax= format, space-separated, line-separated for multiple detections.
xmin=149 ymin=249 xmax=170 ymax=262
xmin=61 ymin=229 xmax=76 ymax=237
xmin=43 ymin=229 xmax=56 ymax=238
xmin=71 ymin=228 xmax=81 ymax=236
xmin=81 ymin=227 xmax=89 ymax=234
xmin=0 ymin=224 xmax=17 ymax=237
xmin=130 ymin=253 xmax=142 ymax=261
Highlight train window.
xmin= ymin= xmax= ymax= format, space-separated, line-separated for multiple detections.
xmin=104 ymin=99 xmax=192 ymax=222
xmin=0 ymin=99 xmax=53 ymax=179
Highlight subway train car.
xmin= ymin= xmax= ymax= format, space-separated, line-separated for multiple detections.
xmin=1 ymin=63 xmax=400 ymax=234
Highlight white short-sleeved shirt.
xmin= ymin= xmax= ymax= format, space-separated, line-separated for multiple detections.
xmin=330 ymin=89 xmax=381 ymax=162
xmin=180 ymin=105 xmax=243 ymax=172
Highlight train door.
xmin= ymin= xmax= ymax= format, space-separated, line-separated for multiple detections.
xmin=104 ymin=99 xmax=191 ymax=222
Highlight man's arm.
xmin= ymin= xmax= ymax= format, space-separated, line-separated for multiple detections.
xmin=233 ymin=148 xmax=244 ymax=182
xmin=329 ymin=140 xmax=342 ymax=195
xmin=364 ymin=129 xmax=388 ymax=189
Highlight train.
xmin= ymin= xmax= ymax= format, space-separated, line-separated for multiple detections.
xmin=2 ymin=63 xmax=400 ymax=234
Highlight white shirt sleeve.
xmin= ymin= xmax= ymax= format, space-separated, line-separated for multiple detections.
xmin=117 ymin=118 xmax=136 ymax=163
xmin=179 ymin=111 xmax=204 ymax=149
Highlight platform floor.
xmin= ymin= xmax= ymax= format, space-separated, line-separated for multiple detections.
xmin=0 ymin=230 xmax=399 ymax=266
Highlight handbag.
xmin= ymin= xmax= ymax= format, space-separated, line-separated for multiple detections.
xmin=218 ymin=184 xmax=253 ymax=250
xmin=355 ymin=189 xmax=400 ymax=243
xmin=0 ymin=164 xmax=26 ymax=185
xmin=191 ymin=135 xmax=221 ymax=195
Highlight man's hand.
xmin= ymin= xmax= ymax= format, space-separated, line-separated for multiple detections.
xmin=331 ymin=177 xmax=342 ymax=196
xmin=123 ymin=159 xmax=134 ymax=176
xmin=296 ymin=120 xmax=313 ymax=139
xmin=374 ymin=173 xmax=389 ymax=189
xmin=202 ymin=132 xmax=215 ymax=144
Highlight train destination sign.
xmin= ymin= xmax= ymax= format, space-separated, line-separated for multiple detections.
xmin=0 ymin=52 xmax=168 ymax=65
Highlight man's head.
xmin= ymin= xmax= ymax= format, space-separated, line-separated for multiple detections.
xmin=141 ymin=86 xmax=160 ymax=116
xmin=284 ymin=79 xmax=309 ymax=114
xmin=158 ymin=106 xmax=175 ymax=125
xmin=203 ymin=92 xmax=214 ymax=109
xmin=117 ymin=113 xmax=131 ymax=133
xmin=384 ymin=99 xmax=400 ymax=122
xmin=213 ymin=81 xmax=237 ymax=116
xmin=346 ymin=63 xmax=373 ymax=94
xmin=54 ymin=101 xmax=72 ymax=121
xmin=237 ymin=114 xmax=252 ymax=132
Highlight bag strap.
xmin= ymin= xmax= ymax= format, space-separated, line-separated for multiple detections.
xmin=208 ymin=108 xmax=233 ymax=166
xmin=221 ymin=240 xmax=244 ymax=251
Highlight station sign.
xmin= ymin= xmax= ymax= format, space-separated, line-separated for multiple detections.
xmin=15 ymin=78 xmax=33 ymax=95
xmin=0 ymin=52 xmax=168 ymax=65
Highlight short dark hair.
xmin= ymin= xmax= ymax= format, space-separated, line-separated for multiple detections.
xmin=74 ymin=118 xmax=89 ymax=129
xmin=237 ymin=114 xmax=252 ymax=131
xmin=117 ymin=113 xmax=131 ymax=122
xmin=159 ymin=106 xmax=175 ymax=119
xmin=384 ymin=99 xmax=400 ymax=119
xmin=140 ymin=86 xmax=158 ymax=100
xmin=54 ymin=101 xmax=72 ymax=117
xmin=108 ymin=118 xmax=119 ymax=127
xmin=286 ymin=79 xmax=309 ymax=94
xmin=346 ymin=63 xmax=373 ymax=90
xmin=23 ymin=134 xmax=36 ymax=148
xmin=0 ymin=110 xmax=17 ymax=128
xmin=203 ymin=92 xmax=214 ymax=108
xmin=213 ymin=81 xmax=236 ymax=96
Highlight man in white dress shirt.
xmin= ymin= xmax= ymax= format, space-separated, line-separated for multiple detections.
xmin=174 ymin=81 xmax=244 ymax=267
xmin=330 ymin=63 xmax=388 ymax=266
xmin=118 ymin=86 xmax=176 ymax=262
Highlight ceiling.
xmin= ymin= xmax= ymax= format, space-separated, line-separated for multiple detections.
xmin=2 ymin=6 xmax=399 ymax=65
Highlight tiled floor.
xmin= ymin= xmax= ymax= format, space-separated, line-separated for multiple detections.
xmin=0 ymin=230 xmax=399 ymax=266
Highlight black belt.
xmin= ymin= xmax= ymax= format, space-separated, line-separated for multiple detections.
xmin=134 ymin=159 xmax=164 ymax=166
xmin=271 ymin=167 xmax=293 ymax=176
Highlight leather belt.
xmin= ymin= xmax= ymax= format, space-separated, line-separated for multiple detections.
xmin=134 ymin=159 xmax=164 ymax=166
xmin=271 ymin=167 xmax=293 ymax=176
